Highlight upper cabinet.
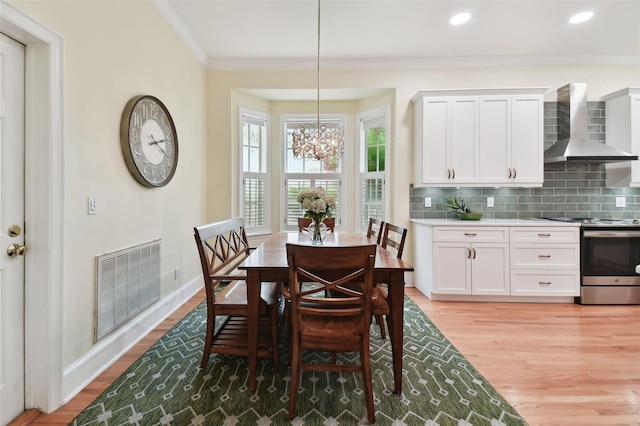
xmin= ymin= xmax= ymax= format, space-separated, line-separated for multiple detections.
xmin=604 ymin=88 xmax=640 ymax=187
xmin=412 ymin=88 xmax=547 ymax=188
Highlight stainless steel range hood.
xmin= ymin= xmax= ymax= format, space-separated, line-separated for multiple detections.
xmin=544 ymin=83 xmax=638 ymax=163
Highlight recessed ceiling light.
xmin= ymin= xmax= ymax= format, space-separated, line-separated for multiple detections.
xmin=569 ymin=11 xmax=594 ymax=24
xmin=450 ymin=12 xmax=471 ymax=26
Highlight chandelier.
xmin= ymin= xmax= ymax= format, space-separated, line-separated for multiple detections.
xmin=291 ymin=0 xmax=345 ymax=160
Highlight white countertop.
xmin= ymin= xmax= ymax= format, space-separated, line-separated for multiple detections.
xmin=410 ymin=218 xmax=581 ymax=227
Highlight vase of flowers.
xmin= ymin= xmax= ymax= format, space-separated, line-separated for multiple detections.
xmin=297 ymin=186 xmax=335 ymax=245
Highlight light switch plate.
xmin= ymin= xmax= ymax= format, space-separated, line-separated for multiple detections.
xmin=88 ymin=197 xmax=97 ymax=215
xmin=487 ymin=196 xmax=494 ymax=208
xmin=616 ymin=197 xmax=626 ymax=207
xmin=424 ymin=197 xmax=431 ymax=207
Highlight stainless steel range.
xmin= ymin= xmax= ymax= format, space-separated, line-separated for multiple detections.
xmin=545 ymin=217 xmax=640 ymax=304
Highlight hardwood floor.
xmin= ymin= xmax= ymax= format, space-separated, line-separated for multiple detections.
xmin=13 ymin=287 xmax=640 ymax=425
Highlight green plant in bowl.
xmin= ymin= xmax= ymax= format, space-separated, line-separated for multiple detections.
xmin=444 ymin=197 xmax=484 ymax=220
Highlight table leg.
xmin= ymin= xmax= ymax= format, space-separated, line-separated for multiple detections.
xmin=386 ymin=273 xmax=405 ymax=394
xmin=246 ymin=270 xmax=260 ymax=391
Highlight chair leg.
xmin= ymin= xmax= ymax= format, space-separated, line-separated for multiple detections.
xmin=270 ymin=305 xmax=280 ymax=374
xmin=375 ymin=314 xmax=387 ymax=339
xmin=288 ymin=339 xmax=301 ymax=420
xmin=200 ymin=310 xmax=215 ymax=368
xmin=360 ymin=340 xmax=375 ymax=424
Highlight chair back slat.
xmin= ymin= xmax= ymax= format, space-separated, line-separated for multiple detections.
xmin=366 ymin=217 xmax=385 ymax=245
xmin=380 ymin=223 xmax=407 ymax=259
xmin=297 ymin=217 xmax=336 ymax=232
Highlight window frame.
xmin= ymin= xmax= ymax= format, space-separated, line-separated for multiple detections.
xmin=239 ymin=107 xmax=271 ymax=235
xmin=281 ymin=113 xmax=346 ymax=232
xmin=356 ymin=106 xmax=390 ymax=233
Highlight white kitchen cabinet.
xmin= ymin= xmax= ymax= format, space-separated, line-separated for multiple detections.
xmin=412 ymin=88 xmax=547 ymax=187
xmin=412 ymin=220 xmax=581 ymax=301
xmin=604 ymin=88 xmax=640 ymax=187
xmin=509 ymin=227 xmax=580 ymax=297
xmin=432 ymin=227 xmax=510 ymax=296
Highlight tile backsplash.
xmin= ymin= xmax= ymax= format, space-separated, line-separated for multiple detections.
xmin=410 ymin=101 xmax=640 ymax=220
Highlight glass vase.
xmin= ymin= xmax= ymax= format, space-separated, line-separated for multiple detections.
xmin=308 ymin=220 xmax=327 ymax=245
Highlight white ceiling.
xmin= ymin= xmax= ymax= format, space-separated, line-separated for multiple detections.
xmin=156 ymin=0 xmax=640 ymax=71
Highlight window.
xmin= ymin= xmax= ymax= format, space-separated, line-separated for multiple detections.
xmin=358 ymin=108 xmax=389 ymax=232
xmin=240 ymin=108 xmax=269 ymax=234
xmin=283 ymin=115 xmax=344 ymax=231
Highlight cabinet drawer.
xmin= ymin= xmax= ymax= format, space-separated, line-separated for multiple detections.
xmin=510 ymin=244 xmax=579 ymax=269
xmin=433 ymin=227 xmax=508 ymax=242
xmin=510 ymin=227 xmax=579 ymax=243
xmin=510 ymin=270 xmax=580 ymax=296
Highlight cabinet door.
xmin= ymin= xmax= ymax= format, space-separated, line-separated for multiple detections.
xmin=630 ymin=94 xmax=640 ymax=185
xmin=471 ymin=243 xmax=510 ymax=295
xmin=477 ymin=96 xmax=510 ymax=183
xmin=449 ymin=97 xmax=477 ymax=183
xmin=511 ymin=95 xmax=543 ymax=185
xmin=433 ymin=243 xmax=471 ymax=294
xmin=421 ymin=98 xmax=450 ymax=184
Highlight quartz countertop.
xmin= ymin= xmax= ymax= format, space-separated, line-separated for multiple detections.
xmin=410 ymin=218 xmax=581 ymax=227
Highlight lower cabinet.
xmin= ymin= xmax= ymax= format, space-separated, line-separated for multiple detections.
xmin=416 ymin=223 xmax=580 ymax=300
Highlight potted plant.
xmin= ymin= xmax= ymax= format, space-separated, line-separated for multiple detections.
xmin=444 ymin=197 xmax=484 ymax=220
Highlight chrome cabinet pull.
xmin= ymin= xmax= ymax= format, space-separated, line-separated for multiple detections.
xmin=464 ymin=232 xmax=477 ymax=237
xmin=538 ymin=281 xmax=552 ymax=286
xmin=538 ymin=254 xmax=551 ymax=259
xmin=538 ymin=233 xmax=551 ymax=237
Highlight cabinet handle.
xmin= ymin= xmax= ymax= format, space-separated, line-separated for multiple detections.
xmin=538 ymin=233 xmax=551 ymax=237
xmin=452 ymin=168 xmax=455 ymax=179
xmin=466 ymin=248 xmax=471 ymax=259
xmin=447 ymin=169 xmax=451 ymax=179
xmin=508 ymin=168 xmax=512 ymax=178
xmin=538 ymin=254 xmax=551 ymax=259
xmin=472 ymin=248 xmax=476 ymax=259
xmin=538 ymin=281 xmax=552 ymax=286
xmin=464 ymin=232 xmax=477 ymax=237
xmin=513 ymin=168 xmax=517 ymax=179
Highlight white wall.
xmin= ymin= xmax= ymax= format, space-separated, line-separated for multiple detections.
xmin=10 ymin=0 xmax=207 ymax=368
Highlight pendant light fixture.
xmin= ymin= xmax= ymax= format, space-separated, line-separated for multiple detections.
xmin=291 ymin=0 xmax=345 ymax=160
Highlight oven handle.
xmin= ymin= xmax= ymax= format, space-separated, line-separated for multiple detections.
xmin=583 ymin=230 xmax=640 ymax=238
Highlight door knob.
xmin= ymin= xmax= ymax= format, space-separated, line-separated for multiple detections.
xmin=7 ymin=243 xmax=27 ymax=257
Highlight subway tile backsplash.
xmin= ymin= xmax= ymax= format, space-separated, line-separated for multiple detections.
xmin=410 ymin=101 xmax=640 ymax=220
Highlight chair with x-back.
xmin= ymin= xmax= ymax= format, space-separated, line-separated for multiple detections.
xmin=372 ymin=222 xmax=407 ymax=339
xmin=285 ymin=243 xmax=377 ymax=424
xmin=366 ymin=217 xmax=385 ymax=244
xmin=194 ymin=217 xmax=282 ymax=373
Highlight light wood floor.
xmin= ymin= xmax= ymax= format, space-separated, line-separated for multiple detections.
xmin=13 ymin=287 xmax=640 ymax=426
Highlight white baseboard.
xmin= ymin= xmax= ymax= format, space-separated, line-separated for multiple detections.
xmin=61 ymin=276 xmax=202 ymax=404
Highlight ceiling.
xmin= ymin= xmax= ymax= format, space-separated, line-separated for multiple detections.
xmin=155 ymin=0 xmax=640 ymax=71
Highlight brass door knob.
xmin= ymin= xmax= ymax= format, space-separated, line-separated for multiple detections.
xmin=7 ymin=243 xmax=27 ymax=257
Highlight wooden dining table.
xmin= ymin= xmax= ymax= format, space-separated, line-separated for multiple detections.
xmin=238 ymin=232 xmax=414 ymax=393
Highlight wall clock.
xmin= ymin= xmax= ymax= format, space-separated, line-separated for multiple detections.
xmin=120 ymin=95 xmax=178 ymax=187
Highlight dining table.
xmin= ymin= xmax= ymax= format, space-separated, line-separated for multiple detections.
xmin=238 ymin=232 xmax=414 ymax=393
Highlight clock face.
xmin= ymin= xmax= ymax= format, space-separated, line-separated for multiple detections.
xmin=120 ymin=95 xmax=178 ymax=187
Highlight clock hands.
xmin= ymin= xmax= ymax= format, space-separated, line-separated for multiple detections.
xmin=148 ymin=135 xmax=169 ymax=158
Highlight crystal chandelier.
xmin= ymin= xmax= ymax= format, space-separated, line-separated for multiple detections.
xmin=291 ymin=0 xmax=345 ymax=160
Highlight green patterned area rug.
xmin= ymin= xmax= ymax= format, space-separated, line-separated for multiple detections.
xmin=71 ymin=297 xmax=527 ymax=425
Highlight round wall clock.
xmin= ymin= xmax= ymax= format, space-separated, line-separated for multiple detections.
xmin=120 ymin=95 xmax=178 ymax=187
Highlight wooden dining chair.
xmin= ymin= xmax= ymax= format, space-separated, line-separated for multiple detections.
xmin=285 ymin=243 xmax=377 ymax=424
xmin=366 ymin=217 xmax=385 ymax=244
xmin=194 ymin=218 xmax=282 ymax=373
xmin=297 ymin=217 xmax=335 ymax=232
xmin=372 ymin=222 xmax=407 ymax=339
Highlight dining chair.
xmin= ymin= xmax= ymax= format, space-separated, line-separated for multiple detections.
xmin=366 ymin=217 xmax=385 ymax=244
xmin=372 ymin=222 xmax=407 ymax=339
xmin=297 ymin=217 xmax=335 ymax=232
xmin=194 ymin=218 xmax=282 ymax=373
xmin=285 ymin=243 xmax=377 ymax=424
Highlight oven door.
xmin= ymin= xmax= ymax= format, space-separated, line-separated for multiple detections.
xmin=581 ymin=228 xmax=640 ymax=285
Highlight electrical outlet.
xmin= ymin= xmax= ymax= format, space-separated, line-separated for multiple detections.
xmin=616 ymin=197 xmax=626 ymax=208
xmin=424 ymin=197 xmax=432 ymax=208
xmin=174 ymin=267 xmax=181 ymax=280
xmin=487 ymin=196 xmax=494 ymax=208
xmin=88 ymin=197 xmax=97 ymax=215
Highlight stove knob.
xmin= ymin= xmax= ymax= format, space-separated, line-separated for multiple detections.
xmin=634 ymin=219 xmax=639 ymax=224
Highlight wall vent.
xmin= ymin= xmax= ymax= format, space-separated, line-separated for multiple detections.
xmin=95 ymin=239 xmax=161 ymax=342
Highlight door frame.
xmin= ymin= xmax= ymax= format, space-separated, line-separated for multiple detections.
xmin=1 ymin=2 xmax=65 ymax=413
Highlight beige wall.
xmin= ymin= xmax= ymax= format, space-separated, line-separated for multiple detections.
xmin=207 ymin=65 xmax=640 ymax=265
xmin=12 ymin=0 xmax=207 ymax=367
